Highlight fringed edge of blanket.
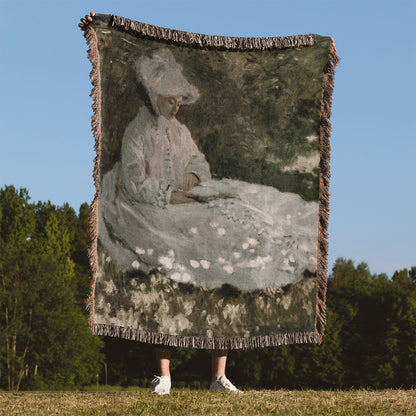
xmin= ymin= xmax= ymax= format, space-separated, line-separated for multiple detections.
xmin=92 ymin=323 xmax=320 ymax=349
xmin=110 ymin=14 xmax=314 ymax=50
xmin=84 ymin=24 xmax=102 ymax=331
xmin=316 ymin=39 xmax=340 ymax=343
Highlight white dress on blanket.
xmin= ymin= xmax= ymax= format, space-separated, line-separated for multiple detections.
xmin=99 ymin=107 xmax=318 ymax=291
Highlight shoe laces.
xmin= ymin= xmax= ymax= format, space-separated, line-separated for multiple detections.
xmin=218 ymin=375 xmax=235 ymax=389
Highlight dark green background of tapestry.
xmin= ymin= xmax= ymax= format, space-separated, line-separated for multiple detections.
xmin=93 ymin=15 xmax=332 ymax=201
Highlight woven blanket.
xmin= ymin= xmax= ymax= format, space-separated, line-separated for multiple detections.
xmin=82 ymin=14 xmax=339 ymax=349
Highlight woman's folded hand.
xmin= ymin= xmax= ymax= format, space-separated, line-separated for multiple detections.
xmin=170 ymin=190 xmax=198 ymax=204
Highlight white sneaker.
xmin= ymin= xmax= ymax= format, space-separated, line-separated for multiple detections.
xmin=151 ymin=375 xmax=171 ymax=395
xmin=209 ymin=375 xmax=243 ymax=393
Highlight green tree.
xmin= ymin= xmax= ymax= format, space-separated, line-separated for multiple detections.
xmin=0 ymin=186 xmax=36 ymax=391
xmin=0 ymin=186 xmax=103 ymax=391
xmin=328 ymin=258 xmax=416 ymax=388
xmin=72 ymin=203 xmax=92 ymax=306
xmin=387 ymin=268 xmax=416 ymax=386
xmin=286 ymin=306 xmax=344 ymax=389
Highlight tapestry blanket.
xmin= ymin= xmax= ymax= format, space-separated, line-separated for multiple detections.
xmin=82 ymin=14 xmax=339 ymax=349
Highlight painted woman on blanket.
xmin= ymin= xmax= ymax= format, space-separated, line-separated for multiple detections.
xmin=98 ymin=48 xmax=319 ymax=292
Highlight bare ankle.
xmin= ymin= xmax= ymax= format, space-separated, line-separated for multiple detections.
xmin=212 ymin=373 xmax=224 ymax=382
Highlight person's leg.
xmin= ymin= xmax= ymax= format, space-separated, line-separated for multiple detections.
xmin=152 ymin=347 xmax=172 ymax=395
xmin=210 ymin=349 xmax=242 ymax=393
xmin=156 ymin=347 xmax=172 ymax=378
xmin=211 ymin=349 xmax=228 ymax=381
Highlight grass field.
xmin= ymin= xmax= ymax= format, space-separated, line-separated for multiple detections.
xmin=0 ymin=388 xmax=415 ymax=415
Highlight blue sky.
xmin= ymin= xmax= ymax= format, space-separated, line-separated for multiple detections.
xmin=1 ymin=0 xmax=415 ymax=277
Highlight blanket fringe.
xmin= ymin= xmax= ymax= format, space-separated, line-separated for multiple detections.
xmin=110 ymin=14 xmax=314 ymax=50
xmin=92 ymin=323 xmax=319 ymax=349
xmin=83 ymin=24 xmax=102 ymax=331
xmin=316 ymin=39 xmax=340 ymax=343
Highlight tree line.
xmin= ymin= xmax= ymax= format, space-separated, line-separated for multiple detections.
xmin=0 ymin=185 xmax=414 ymax=391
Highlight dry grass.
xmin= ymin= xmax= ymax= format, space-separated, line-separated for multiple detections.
xmin=0 ymin=389 xmax=415 ymax=415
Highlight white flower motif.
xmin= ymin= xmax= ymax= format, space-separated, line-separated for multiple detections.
xmin=132 ymin=260 xmax=140 ymax=269
xmin=217 ymin=227 xmax=226 ymax=236
xmin=181 ymin=273 xmax=191 ymax=282
xmin=171 ymin=272 xmax=181 ymax=281
xmin=135 ymin=247 xmax=146 ymax=255
xmin=233 ymin=252 xmax=241 ymax=259
xmin=159 ymin=256 xmax=173 ymax=269
xmin=190 ymin=260 xmax=200 ymax=268
xmin=247 ymin=237 xmax=259 ymax=246
xmin=223 ymin=265 xmax=234 ymax=274
xmin=256 ymin=256 xmax=264 ymax=265
xmin=105 ymin=256 xmax=112 ymax=263
xmin=200 ymin=260 xmax=211 ymax=269
xmin=242 ymin=243 xmax=249 ymax=250
xmin=190 ymin=227 xmax=198 ymax=234
xmin=104 ymin=280 xmax=117 ymax=294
